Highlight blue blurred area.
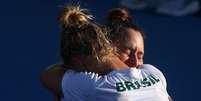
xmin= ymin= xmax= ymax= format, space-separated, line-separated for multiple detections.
xmin=0 ymin=0 xmax=200 ymax=101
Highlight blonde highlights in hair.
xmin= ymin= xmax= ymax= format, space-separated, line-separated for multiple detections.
xmin=60 ymin=5 xmax=114 ymax=64
xmin=60 ymin=6 xmax=93 ymax=27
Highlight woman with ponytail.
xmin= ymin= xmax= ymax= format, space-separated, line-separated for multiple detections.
xmin=41 ymin=6 xmax=172 ymax=101
xmin=58 ymin=6 xmax=125 ymax=73
xmin=40 ymin=5 xmax=127 ymax=101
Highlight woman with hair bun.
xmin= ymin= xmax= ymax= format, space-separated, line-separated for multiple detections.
xmin=105 ymin=8 xmax=172 ymax=101
xmin=105 ymin=8 xmax=145 ymax=68
xmin=41 ymin=6 xmax=172 ymax=101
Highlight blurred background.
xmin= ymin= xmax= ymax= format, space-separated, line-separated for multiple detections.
xmin=0 ymin=0 xmax=200 ymax=101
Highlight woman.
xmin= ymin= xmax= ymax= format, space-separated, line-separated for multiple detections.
xmin=103 ymin=8 xmax=172 ymax=100
xmin=105 ymin=8 xmax=145 ymax=68
xmin=41 ymin=6 xmax=172 ymax=101
xmin=41 ymin=5 xmax=127 ymax=101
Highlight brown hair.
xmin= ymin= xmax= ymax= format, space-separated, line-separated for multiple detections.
xmin=59 ymin=5 xmax=114 ymax=65
xmin=106 ymin=8 xmax=145 ymax=42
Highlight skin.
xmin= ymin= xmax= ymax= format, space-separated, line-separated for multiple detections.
xmin=40 ymin=28 xmax=173 ymax=101
xmin=40 ymin=64 xmax=66 ymax=100
xmin=116 ymin=29 xmax=172 ymax=100
xmin=115 ymin=28 xmax=144 ymax=67
xmin=41 ymin=55 xmax=127 ymax=101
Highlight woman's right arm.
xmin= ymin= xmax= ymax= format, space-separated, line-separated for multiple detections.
xmin=40 ymin=63 xmax=67 ymax=100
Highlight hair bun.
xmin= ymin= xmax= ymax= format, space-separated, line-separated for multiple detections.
xmin=107 ymin=8 xmax=131 ymax=23
xmin=60 ymin=6 xmax=93 ymax=27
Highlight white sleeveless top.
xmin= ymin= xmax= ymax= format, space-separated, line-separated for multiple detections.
xmin=61 ymin=64 xmax=169 ymax=101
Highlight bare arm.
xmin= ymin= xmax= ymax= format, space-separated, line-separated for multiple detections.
xmin=40 ymin=64 xmax=67 ymax=99
xmin=40 ymin=55 xmax=128 ymax=100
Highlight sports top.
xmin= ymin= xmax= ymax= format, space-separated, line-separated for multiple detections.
xmin=61 ymin=64 xmax=169 ymax=101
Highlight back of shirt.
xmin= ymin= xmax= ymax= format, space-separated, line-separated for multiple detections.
xmin=61 ymin=64 xmax=169 ymax=101
xmin=61 ymin=70 xmax=100 ymax=101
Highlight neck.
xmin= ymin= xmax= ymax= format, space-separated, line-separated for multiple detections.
xmin=68 ymin=55 xmax=87 ymax=72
